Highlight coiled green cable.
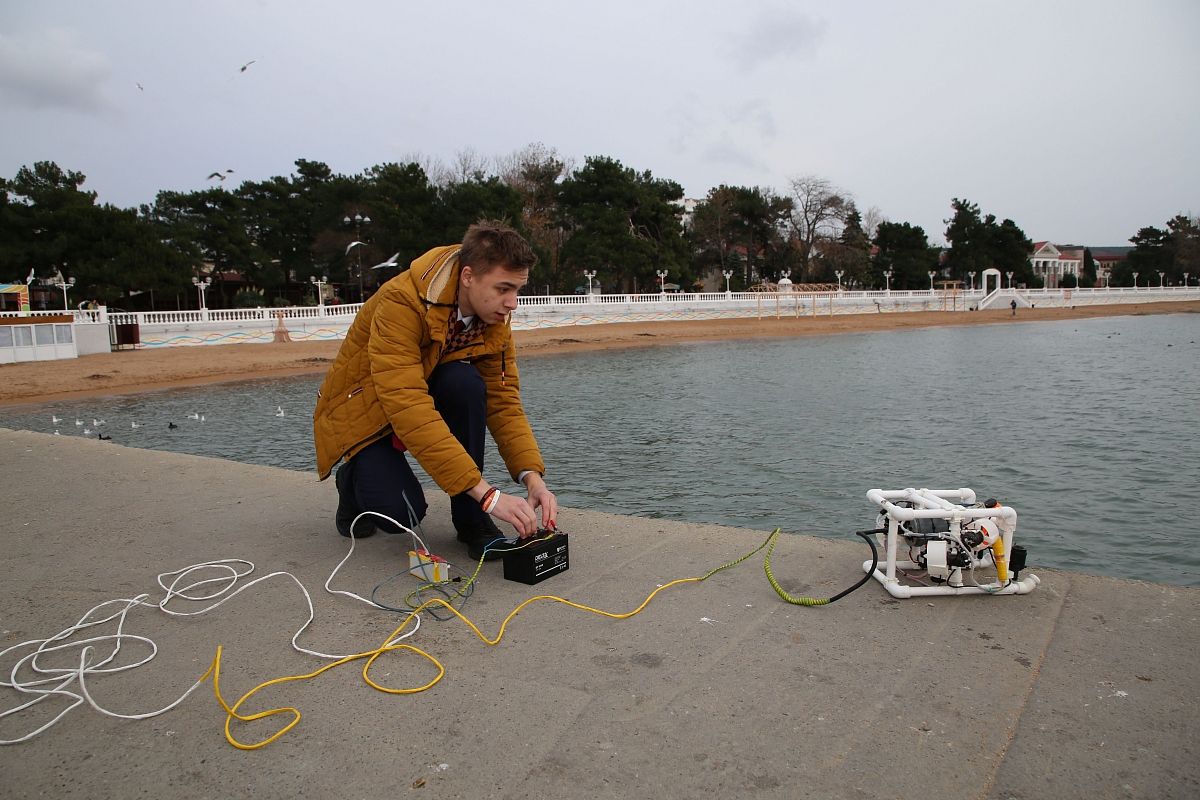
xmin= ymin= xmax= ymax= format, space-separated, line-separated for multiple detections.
xmin=762 ymin=527 xmax=881 ymax=606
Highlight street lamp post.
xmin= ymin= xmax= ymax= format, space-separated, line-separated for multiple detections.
xmin=656 ymin=269 xmax=668 ymax=294
xmin=883 ymin=269 xmax=893 ymax=294
xmin=191 ymin=276 xmax=212 ymax=312
xmin=1133 ymin=272 xmax=1139 ymax=289
xmin=1006 ymin=271 xmax=1014 ymax=290
xmin=1158 ymin=271 xmax=1165 ymax=288
xmin=967 ymin=271 xmax=976 ymax=292
xmin=310 ymin=275 xmax=328 ymax=311
xmin=584 ymin=269 xmax=597 ymax=297
xmin=928 ymin=271 xmax=936 ymax=292
xmin=722 ymin=269 xmax=734 ymax=296
xmin=343 ymin=212 xmax=371 ymax=303
xmin=834 ymin=270 xmax=844 ymax=292
xmin=55 ymin=276 xmax=76 ymax=310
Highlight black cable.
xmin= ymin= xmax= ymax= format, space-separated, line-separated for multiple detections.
xmin=827 ymin=528 xmax=883 ymax=603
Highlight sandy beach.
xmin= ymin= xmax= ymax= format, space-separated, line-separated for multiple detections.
xmin=2 ymin=300 xmax=1196 ymax=406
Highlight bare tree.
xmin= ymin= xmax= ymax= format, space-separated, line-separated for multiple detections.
xmin=689 ymin=186 xmax=740 ymax=280
xmin=497 ymin=142 xmax=572 ymax=289
xmin=496 ymin=143 xmax=572 ymax=211
xmin=862 ymin=204 xmax=887 ymax=240
xmin=448 ymin=147 xmax=489 ymax=185
xmin=785 ymin=174 xmax=851 ymax=280
xmin=398 ymin=151 xmax=451 ymax=187
xmin=496 ymin=142 xmax=571 ymax=187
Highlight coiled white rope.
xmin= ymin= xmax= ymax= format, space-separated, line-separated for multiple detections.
xmin=0 ymin=511 xmax=429 ymax=745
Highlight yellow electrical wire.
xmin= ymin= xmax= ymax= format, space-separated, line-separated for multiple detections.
xmin=202 ymin=527 xmax=851 ymax=750
xmin=398 ymin=533 xmax=548 ymax=614
xmin=764 ymin=528 xmax=830 ymax=606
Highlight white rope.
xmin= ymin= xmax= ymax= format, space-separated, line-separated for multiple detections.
xmin=323 ymin=511 xmax=430 ymax=607
xmin=0 ymin=514 xmax=431 ymax=745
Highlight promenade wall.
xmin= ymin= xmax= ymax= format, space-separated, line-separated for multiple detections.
xmin=3 ymin=285 xmax=1198 ymax=349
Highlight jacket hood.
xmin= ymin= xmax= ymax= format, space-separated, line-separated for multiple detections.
xmin=409 ymin=245 xmax=461 ymax=306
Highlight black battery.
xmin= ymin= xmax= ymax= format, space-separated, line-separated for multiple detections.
xmin=502 ymin=532 xmax=569 ymax=585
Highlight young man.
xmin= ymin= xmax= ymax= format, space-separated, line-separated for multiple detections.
xmin=313 ymin=221 xmax=557 ymax=560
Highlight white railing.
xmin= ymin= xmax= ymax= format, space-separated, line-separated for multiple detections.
xmin=4 ymin=286 xmax=1197 ymax=348
xmin=101 ymin=303 xmax=367 ymax=326
xmin=0 ymin=308 xmax=111 ymax=324
xmin=0 ymin=308 xmax=81 ymax=319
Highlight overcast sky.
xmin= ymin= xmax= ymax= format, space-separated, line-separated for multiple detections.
xmin=2 ymin=0 xmax=1196 ymax=247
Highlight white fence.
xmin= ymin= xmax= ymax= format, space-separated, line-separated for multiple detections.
xmin=2 ymin=285 xmax=1197 ymax=349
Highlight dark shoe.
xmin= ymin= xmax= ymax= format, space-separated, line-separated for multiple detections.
xmin=454 ymin=514 xmax=504 ymax=543
xmin=466 ymin=537 xmax=507 ymax=562
xmin=455 ymin=516 xmax=507 ymax=561
xmin=335 ymin=463 xmax=376 ymax=538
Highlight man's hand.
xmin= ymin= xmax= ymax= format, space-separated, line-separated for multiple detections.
xmin=469 ymin=475 xmax=558 ymax=538
xmin=522 ymin=472 xmax=557 ymax=533
xmin=491 ymin=492 xmax=539 ymax=537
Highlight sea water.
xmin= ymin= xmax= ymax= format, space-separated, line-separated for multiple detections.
xmin=3 ymin=312 xmax=1197 ymax=586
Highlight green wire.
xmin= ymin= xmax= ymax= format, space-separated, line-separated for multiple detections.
xmin=374 ymin=528 xmax=878 ymax=617
xmin=760 ymin=527 xmax=880 ymax=606
xmin=373 ymin=535 xmax=551 ymax=620
xmin=762 ymin=528 xmax=831 ymax=606
xmin=685 ymin=526 xmax=878 ymax=606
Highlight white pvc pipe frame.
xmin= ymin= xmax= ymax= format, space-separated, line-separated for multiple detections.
xmin=863 ymin=488 xmax=1040 ymax=598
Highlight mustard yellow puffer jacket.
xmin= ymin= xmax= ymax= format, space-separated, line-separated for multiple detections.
xmin=313 ymin=245 xmax=544 ymax=494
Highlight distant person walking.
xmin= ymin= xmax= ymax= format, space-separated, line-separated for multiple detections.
xmin=1010 ymin=299 xmax=1017 ymax=316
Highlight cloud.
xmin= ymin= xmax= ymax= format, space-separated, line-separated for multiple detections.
xmin=732 ymin=6 xmax=827 ymax=70
xmin=0 ymin=29 xmax=113 ymax=113
xmin=700 ymin=136 xmax=770 ymax=173
xmin=727 ymin=99 xmax=778 ymax=141
xmin=665 ymin=92 xmax=779 ymax=194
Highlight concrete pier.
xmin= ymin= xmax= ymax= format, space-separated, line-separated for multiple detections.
xmin=1 ymin=429 xmax=1196 ymax=799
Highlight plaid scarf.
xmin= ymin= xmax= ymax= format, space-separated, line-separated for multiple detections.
xmin=442 ymin=313 xmax=483 ymax=356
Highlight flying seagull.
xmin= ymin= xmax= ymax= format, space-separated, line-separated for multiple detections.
xmin=25 ymin=267 xmax=35 ymax=285
xmin=136 ymin=82 xmax=144 ymax=91
xmin=345 ymin=241 xmax=366 ymax=256
xmin=207 ymin=169 xmax=235 ymax=181
xmin=239 ymin=60 xmax=256 ymax=73
xmin=371 ymin=252 xmax=401 ymax=270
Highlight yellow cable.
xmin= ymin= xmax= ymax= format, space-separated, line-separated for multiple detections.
xmin=763 ymin=529 xmax=830 ymax=606
xmin=209 ymin=528 xmax=791 ymax=750
xmin=401 ymin=533 xmax=549 ymax=613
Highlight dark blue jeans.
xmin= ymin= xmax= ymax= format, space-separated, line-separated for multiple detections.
xmin=345 ymin=361 xmax=488 ymax=533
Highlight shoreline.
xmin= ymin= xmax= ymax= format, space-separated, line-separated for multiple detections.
xmin=2 ymin=300 xmax=1196 ymax=407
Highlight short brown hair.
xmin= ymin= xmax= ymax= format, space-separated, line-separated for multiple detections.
xmin=460 ymin=220 xmax=537 ymax=274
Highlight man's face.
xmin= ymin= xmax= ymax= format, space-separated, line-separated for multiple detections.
xmin=459 ymin=264 xmax=528 ymax=324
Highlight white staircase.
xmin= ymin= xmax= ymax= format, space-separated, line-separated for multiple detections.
xmin=978 ymin=290 xmax=1032 ymax=310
